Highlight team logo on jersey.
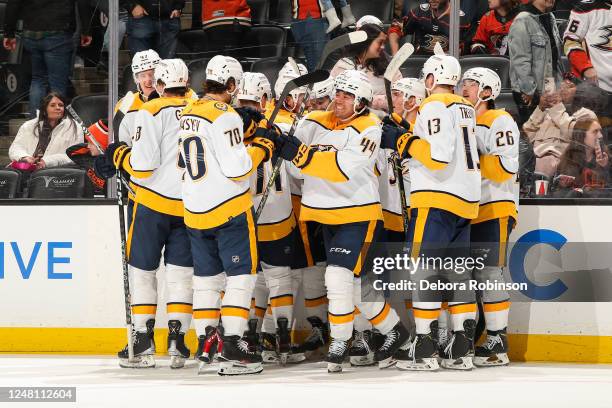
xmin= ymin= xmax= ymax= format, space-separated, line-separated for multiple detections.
xmin=593 ymin=25 xmax=612 ymax=52
xmin=314 ymin=144 xmax=337 ymax=152
xmin=214 ymin=102 xmax=228 ymax=111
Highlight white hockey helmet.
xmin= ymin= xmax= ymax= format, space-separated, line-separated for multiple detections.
xmin=274 ymin=70 xmax=307 ymax=102
xmin=421 ymin=54 xmax=461 ymax=90
xmin=154 ymin=59 xmax=189 ymax=90
xmin=279 ymin=60 xmax=308 ymax=77
xmin=334 ymin=69 xmax=373 ymax=113
xmin=356 ymin=15 xmax=383 ymax=30
xmin=238 ymin=72 xmax=272 ymax=108
xmin=311 ymin=77 xmax=335 ymax=100
xmin=131 ymin=49 xmax=161 ymax=80
xmin=392 ymin=77 xmax=427 ymax=109
xmin=462 ymin=67 xmax=502 ymax=104
xmin=205 ymin=55 xmax=243 ymax=87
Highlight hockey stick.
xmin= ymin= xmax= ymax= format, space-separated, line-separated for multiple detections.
xmin=383 ymin=43 xmax=415 ymax=237
xmin=255 ymin=31 xmax=368 ymax=222
xmin=66 ymin=104 xmax=135 ymax=362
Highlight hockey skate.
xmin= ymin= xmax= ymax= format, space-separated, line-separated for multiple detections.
xmin=243 ymin=319 xmax=261 ymax=353
xmin=118 ymin=319 xmax=156 ymax=368
xmin=293 ymin=316 xmax=329 ymax=359
xmin=349 ymin=330 xmax=375 ymax=366
xmin=261 ymin=332 xmax=279 ymax=363
xmin=395 ymin=322 xmax=439 ymax=371
xmin=276 ymin=317 xmax=291 ymax=365
xmin=167 ymin=320 xmax=190 ymax=369
xmin=196 ymin=326 xmax=223 ymax=374
xmin=217 ymin=335 xmax=263 ymax=376
xmin=374 ymin=322 xmax=410 ymax=369
xmin=440 ymin=320 xmax=476 ymax=370
xmin=473 ymin=329 xmax=509 ymax=367
xmin=326 ymin=339 xmax=349 ymax=373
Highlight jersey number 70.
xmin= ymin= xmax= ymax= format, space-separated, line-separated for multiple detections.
xmin=179 ymin=136 xmax=207 ymax=181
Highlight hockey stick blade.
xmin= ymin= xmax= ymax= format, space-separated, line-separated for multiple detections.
xmin=384 ymin=43 xmax=415 ymax=82
xmin=316 ymin=30 xmax=367 ymax=70
xmin=267 ymin=70 xmax=329 ymax=126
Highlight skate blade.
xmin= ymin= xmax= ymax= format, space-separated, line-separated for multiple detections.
xmin=169 ymin=355 xmax=186 ymax=369
xmin=118 ymin=355 xmax=156 ymax=369
xmin=349 ymin=354 xmax=375 ymax=367
xmin=217 ymin=361 xmax=263 ymax=376
xmin=327 ymin=362 xmax=343 ymax=373
xmin=377 ymin=356 xmax=397 ymax=369
xmin=473 ymin=353 xmax=509 ymax=367
xmin=441 ymin=357 xmax=474 ymax=370
xmin=396 ymin=358 xmax=439 ymax=371
xmin=262 ymin=351 xmax=279 ymax=364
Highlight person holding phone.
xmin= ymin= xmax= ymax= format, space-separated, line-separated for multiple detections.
xmin=553 ymin=118 xmax=609 ymax=197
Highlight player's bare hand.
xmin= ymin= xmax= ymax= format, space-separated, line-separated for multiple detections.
xmin=132 ymin=5 xmax=148 ymax=18
xmin=583 ymin=68 xmax=598 ymax=84
xmin=3 ymin=38 xmax=17 ymax=51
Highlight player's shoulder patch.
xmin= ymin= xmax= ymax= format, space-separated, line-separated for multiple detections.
xmin=305 ymin=110 xmax=336 ymax=130
xmin=477 ymin=109 xmax=512 ymax=128
xmin=420 ymin=2 xmax=430 ymax=11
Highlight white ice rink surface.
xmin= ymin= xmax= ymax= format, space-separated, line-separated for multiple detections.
xmin=1 ymin=356 xmax=611 ymax=408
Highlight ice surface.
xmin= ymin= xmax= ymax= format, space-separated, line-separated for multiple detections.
xmin=1 ymin=356 xmax=611 ymax=408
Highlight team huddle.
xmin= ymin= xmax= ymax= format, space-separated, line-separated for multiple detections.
xmin=95 ymin=44 xmax=519 ymax=376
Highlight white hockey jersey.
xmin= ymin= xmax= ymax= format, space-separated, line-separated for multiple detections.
xmin=564 ymin=0 xmax=612 ymax=92
xmin=376 ymin=148 xmax=410 ymax=232
xmin=115 ymin=96 xmax=190 ymax=216
xmin=293 ymin=110 xmax=383 ymax=225
xmin=179 ymin=99 xmax=264 ymax=230
xmin=249 ymin=108 xmax=296 ymax=241
xmin=473 ymin=109 xmax=519 ymax=224
xmin=408 ymin=93 xmax=481 ymax=220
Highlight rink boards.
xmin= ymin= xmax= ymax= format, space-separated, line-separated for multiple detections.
xmin=1 ymin=201 xmax=612 ymax=362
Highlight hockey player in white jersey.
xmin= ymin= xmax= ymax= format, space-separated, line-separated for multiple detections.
xmin=178 ymin=55 xmax=277 ymax=376
xmin=307 ymin=76 xmax=335 ymax=112
xmin=461 ymin=67 xmax=519 ymax=367
xmin=384 ymin=54 xmax=481 ymax=371
xmin=563 ymin=0 xmax=612 ymax=92
xmin=104 ymin=59 xmax=194 ymax=369
xmin=263 ymin=70 xmax=409 ymax=373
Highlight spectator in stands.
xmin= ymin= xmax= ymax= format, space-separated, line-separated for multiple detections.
xmin=290 ymin=0 xmax=329 ymax=72
xmin=331 ymin=24 xmax=402 ymax=116
xmin=388 ymin=0 xmax=475 ymax=55
xmin=9 ymin=92 xmax=83 ymax=169
xmin=201 ymin=0 xmax=251 ymax=58
xmin=508 ymin=0 xmax=563 ymax=125
xmin=2 ymin=0 xmax=93 ymax=117
xmin=523 ymin=75 xmax=598 ymax=177
xmin=471 ymin=0 xmax=520 ymax=55
xmin=554 ymin=118 xmax=610 ymax=197
xmin=98 ymin=1 xmax=129 ymax=73
xmin=320 ymin=0 xmax=355 ymax=33
xmin=121 ymin=0 xmax=184 ymax=58
xmin=519 ymin=131 xmax=537 ymax=197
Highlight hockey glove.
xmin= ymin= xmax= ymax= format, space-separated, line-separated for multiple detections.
xmin=277 ymin=135 xmax=314 ymax=169
xmin=236 ymin=107 xmax=266 ymax=140
xmin=250 ymin=126 xmax=280 ymax=162
xmin=93 ymin=155 xmax=117 ymax=179
xmin=397 ymin=132 xmax=421 ymax=159
xmin=105 ymin=141 xmax=130 ymax=170
xmin=382 ymin=112 xmax=410 ymax=131
xmin=381 ymin=124 xmax=405 ymax=150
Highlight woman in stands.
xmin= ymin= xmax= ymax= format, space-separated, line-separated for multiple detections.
xmin=471 ymin=0 xmax=520 ymax=56
xmin=553 ymin=118 xmax=610 ymax=197
xmin=331 ymin=23 xmax=401 ymax=117
xmin=8 ymin=92 xmax=82 ymax=170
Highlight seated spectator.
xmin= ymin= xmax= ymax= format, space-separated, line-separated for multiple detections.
xmin=509 ymin=0 xmax=563 ymax=125
xmin=8 ymin=92 xmax=84 ymax=170
xmin=553 ymin=118 xmax=610 ymax=197
xmin=471 ymin=0 xmax=520 ymax=56
xmin=331 ymin=24 xmax=401 ymax=116
xmin=201 ymin=0 xmax=251 ymax=58
xmin=122 ymin=0 xmax=183 ymax=58
xmin=523 ymin=75 xmax=597 ymax=177
xmin=388 ymin=0 xmax=474 ymax=55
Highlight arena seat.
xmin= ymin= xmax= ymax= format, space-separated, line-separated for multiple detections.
xmin=269 ymin=0 xmax=292 ymax=25
xmin=250 ymin=57 xmax=291 ymax=97
xmin=0 ymin=169 xmax=21 ymax=199
xmin=27 ymin=168 xmax=92 ymax=199
xmin=460 ymin=56 xmax=511 ymax=89
xmin=70 ymin=94 xmax=108 ymax=128
xmin=247 ymin=0 xmax=270 ymax=24
xmin=350 ymin=0 xmax=394 ymax=24
xmin=120 ymin=65 xmax=136 ymax=94
xmin=187 ymin=58 xmax=211 ymax=95
xmin=399 ymin=56 xmax=429 ymax=79
xmin=176 ymin=29 xmax=210 ymax=61
xmin=495 ymin=91 xmax=520 ymax=122
xmin=243 ymin=24 xmax=287 ymax=59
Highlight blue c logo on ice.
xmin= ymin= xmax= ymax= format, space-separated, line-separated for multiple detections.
xmin=509 ymin=229 xmax=568 ymax=300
